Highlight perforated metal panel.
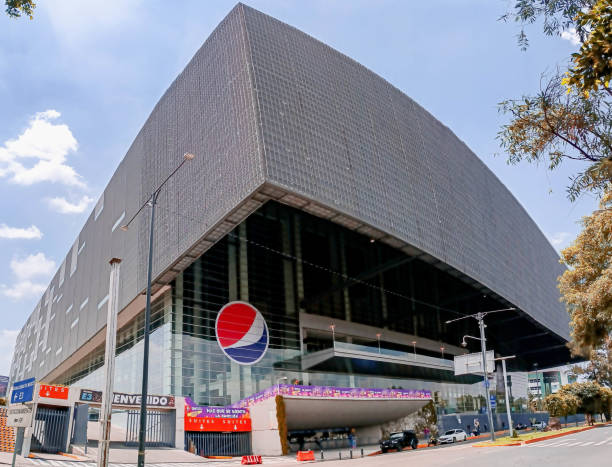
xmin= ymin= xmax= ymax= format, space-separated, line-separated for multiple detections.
xmin=10 ymin=4 xmax=568 ymax=384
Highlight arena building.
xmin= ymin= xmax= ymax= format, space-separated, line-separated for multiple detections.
xmin=9 ymin=3 xmax=571 ymax=453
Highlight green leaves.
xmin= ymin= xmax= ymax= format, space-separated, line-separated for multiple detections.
xmin=498 ymin=71 xmax=612 ymax=201
xmin=5 ymin=0 xmax=35 ymax=19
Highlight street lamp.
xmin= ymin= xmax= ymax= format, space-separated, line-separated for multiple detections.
xmin=411 ymin=341 xmax=417 ymax=361
xmin=330 ymin=324 xmax=336 ymax=349
xmin=445 ymin=307 xmax=516 ymax=442
xmin=376 ymin=333 xmax=382 ymax=353
xmin=120 ymin=152 xmax=195 ymax=467
xmin=440 ymin=346 xmax=445 ymax=359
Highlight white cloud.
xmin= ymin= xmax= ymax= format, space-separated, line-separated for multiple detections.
xmin=548 ymin=232 xmax=572 ymax=252
xmin=10 ymin=253 xmax=56 ymax=280
xmin=561 ymin=28 xmax=580 ymax=46
xmin=0 ymin=110 xmax=85 ymax=187
xmin=47 ymin=195 xmax=94 ymax=214
xmin=1 ymin=253 xmax=55 ymax=301
xmin=1 ymin=281 xmax=48 ymax=300
xmin=0 ymin=224 xmax=42 ymax=240
xmin=0 ymin=329 xmax=18 ymax=375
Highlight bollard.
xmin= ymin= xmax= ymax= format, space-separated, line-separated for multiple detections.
xmin=350 ymin=450 xmax=353 ymax=459
xmin=361 ymin=448 xmax=364 ymax=457
xmin=339 ymin=452 xmax=342 ymax=460
xmin=321 ymin=450 xmax=324 ymax=460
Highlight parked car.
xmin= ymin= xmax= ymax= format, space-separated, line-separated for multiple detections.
xmin=438 ymin=429 xmax=468 ymax=444
xmin=514 ymin=422 xmax=527 ymax=430
xmin=532 ymin=421 xmax=547 ymax=430
xmin=380 ymin=431 xmax=418 ymax=453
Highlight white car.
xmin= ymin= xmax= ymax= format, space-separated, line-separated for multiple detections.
xmin=532 ymin=421 xmax=547 ymax=430
xmin=438 ymin=429 xmax=468 ymax=444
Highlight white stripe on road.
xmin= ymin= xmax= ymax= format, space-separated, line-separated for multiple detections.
xmin=566 ymin=441 xmax=585 ymax=446
xmin=580 ymin=441 xmax=595 ymax=446
xmin=595 ymin=436 xmax=612 ymax=446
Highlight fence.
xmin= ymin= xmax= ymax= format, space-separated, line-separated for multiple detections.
xmin=31 ymin=407 xmax=69 ymax=453
xmin=125 ymin=410 xmax=175 ymax=448
xmin=185 ymin=431 xmax=251 ymax=457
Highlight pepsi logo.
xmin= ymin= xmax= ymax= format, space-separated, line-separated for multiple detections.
xmin=215 ymin=301 xmax=269 ymax=365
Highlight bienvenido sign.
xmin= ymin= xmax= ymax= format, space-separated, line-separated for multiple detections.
xmin=79 ymin=389 xmax=174 ymax=408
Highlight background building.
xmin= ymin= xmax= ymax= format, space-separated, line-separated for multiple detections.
xmin=10 ymin=3 xmax=572 ymax=423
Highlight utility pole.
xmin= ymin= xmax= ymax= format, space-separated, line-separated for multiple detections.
xmin=98 ymin=258 xmax=121 ymax=467
xmin=446 ymin=307 xmax=516 ymax=442
xmin=120 ymin=153 xmax=194 ymax=467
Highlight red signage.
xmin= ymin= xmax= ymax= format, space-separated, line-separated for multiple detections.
xmin=39 ymin=384 xmax=69 ymax=400
xmin=184 ymin=415 xmax=251 ymax=432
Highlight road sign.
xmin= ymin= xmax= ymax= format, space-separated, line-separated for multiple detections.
xmin=6 ymin=405 xmax=33 ymax=427
xmin=10 ymin=378 xmax=35 ymax=404
xmin=490 ymin=395 xmax=497 ymax=409
xmin=453 ymin=351 xmax=494 ymax=376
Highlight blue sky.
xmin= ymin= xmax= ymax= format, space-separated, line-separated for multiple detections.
xmin=0 ymin=0 xmax=597 ymax=374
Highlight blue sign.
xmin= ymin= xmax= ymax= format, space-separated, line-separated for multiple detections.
xmin=490 ymin=395 xmax=496 ymax=409
xmin=10 ymin=377 xmax=35 ymax=404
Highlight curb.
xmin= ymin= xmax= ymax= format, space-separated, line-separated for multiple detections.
xmin=473 ymin=424 xmax=602 ymax=447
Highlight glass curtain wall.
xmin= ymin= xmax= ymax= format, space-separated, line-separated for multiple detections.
xmin=58 ymin=201 xmax=526 ymax=414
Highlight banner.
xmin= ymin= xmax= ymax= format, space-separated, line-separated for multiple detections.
xmin=39 ymin=384 xmax=69 ymax=400
xmin=230 ymin=384 xmax=432 ymax=408
xmin=184 ymin=398 xmax=251 ymax=432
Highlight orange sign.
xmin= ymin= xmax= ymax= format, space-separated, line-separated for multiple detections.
xmin=39 ymin=384 xmax=69 ymax=400
xmin=184 ymin=415 xmax=251 ymax=432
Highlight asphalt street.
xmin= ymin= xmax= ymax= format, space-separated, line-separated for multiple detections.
xmin=8 ymin=425 xmax=612 ymax=467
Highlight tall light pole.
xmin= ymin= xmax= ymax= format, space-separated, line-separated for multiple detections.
xmin=446 ymin=307 xmax=516 ymax=442
xmin=120 ymin=152 xmax=195 ymax=467
xmin=412 ymin=341 xmax=417 ymax=361
xmin=98 ymin=258 xmax=122 ymax=467
xmin=495 ymin=355 xmax=516 ymax=438
xmin=330 ymin=324 xmax=336 ymax=349
xmin=376 ymin=333 xmax=381 ymax=353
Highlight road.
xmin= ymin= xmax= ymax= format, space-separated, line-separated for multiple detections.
xmin=11 ymin=425 xmax=612 ymax=467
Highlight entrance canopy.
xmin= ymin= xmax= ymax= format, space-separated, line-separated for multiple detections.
xmin=284 ymin=397 xmax=429 ymax=430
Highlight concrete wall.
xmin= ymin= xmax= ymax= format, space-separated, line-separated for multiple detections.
xmin=250 ymin=397 xmax=282 ymax=456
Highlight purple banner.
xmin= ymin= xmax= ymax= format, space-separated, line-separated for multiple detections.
xmin=185 ymin=397 xmax=249 ymax=419
xmin=230 ymin=384 xmax=431 ymax=408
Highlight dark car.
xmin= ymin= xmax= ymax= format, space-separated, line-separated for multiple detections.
xmin=514 ymin=422 xmax=527 ymax=430
xmin=380 ymin=431 xmax=418 ymax=453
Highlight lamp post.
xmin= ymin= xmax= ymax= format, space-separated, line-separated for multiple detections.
xmin=120 ymin=152 xmax=194 ymax=467
xmin=376 ymin=333 xmax=381 ymax=354
xmin=495 ymin=355 xmax=516 ymax=438
xmin=440 ymin=346 xmax=445 ymax=360
xmin=446 ymin=307 xmax=516 ymax=442
xmin=412 ymin=341 xmax=417 ymax=361
xmin=330 ymin=324 xmax=336 ymax=349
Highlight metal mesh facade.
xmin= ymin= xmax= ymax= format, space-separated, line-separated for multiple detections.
xmin=10 ymin=3 xmax=567 ymax=385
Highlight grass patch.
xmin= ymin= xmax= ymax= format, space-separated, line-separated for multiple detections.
xmin=476 ymin=425 xmax=587 ymax=446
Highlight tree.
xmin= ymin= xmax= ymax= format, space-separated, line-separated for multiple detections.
xmin=572 ymin=337 xmax=612 ymax=387
xmin=558 ymin=186 xmax=612 ymax=352
xmin=558 ymin=381 xmax=612 ymax=423
xmin=543 ymin=391 xmax=580 ymax=426
xmin=5 ymin=0 xmax=35 ymax=19
xmin=565 ymin=0 xmax=612 ymax=94
xmin=498 ymin=75 xmax=612 ymax=201
xmin=498 ymin=0 xmax=612 ymax=201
